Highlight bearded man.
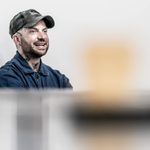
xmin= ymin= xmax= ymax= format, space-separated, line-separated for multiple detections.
xmin=0 ymin=9 xmax=72 ymax=89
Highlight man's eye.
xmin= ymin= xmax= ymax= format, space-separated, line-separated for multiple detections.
xmin=29 ymin=30 xmax=36 ymax=33
xmin=43 ymin=30 xmax=48 ymax=33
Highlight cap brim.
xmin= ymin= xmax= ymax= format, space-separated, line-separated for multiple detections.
xmin=24 ymin=15 xmax=55 ymax=29
xmin=42 ymin=15 xmax=55 ymax=28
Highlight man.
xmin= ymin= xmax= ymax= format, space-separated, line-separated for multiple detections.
xmin=0 ymin=9 xmax=72 ymax=89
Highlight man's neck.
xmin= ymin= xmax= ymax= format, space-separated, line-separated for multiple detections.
xmin=18 ymin=51 xmax=41 ymax=72
xmin=27 ymin=58 xmax=40 ymax=72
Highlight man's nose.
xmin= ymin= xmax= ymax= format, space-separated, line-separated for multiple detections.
xmin=37 ymin=32 xmax=46 ymax=39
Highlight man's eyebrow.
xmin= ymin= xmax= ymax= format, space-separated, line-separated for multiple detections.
xmin=26 ymin=27 xmax=48 ymax=30
xmin=27 ymin=27 xmax=37 ymax=30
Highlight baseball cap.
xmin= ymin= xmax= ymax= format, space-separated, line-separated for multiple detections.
xmin=9 ymin=9 xmax=55 ymax=37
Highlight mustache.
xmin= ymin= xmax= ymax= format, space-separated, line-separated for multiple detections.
xmin=34 ymin=39 xmax=48 ymax=45
xmin=36 ymin=38 xmax=46 ymax=42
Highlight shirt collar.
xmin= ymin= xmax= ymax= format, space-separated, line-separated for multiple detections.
xmin=13 ymin=51 xmax=49 ymax=76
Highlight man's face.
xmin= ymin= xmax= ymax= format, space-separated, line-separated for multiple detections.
xmin=19 ymin=20 xmax=49 ymax=58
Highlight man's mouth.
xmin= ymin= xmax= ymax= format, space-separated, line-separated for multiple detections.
xmin=34 ymin=42 xmax=46 ymax=46
xmin=34 ymin=42 xmax=47 ymax=50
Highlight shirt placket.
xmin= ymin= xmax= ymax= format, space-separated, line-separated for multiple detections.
xmin=34 ymin=72 xmax=41 ymax=88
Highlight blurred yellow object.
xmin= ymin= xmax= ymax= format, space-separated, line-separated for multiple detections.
xmin=83 ymin=39 xmax=133 ymax=102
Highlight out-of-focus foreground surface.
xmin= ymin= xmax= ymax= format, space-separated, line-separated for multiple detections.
xmin=1 ymin=89 xmax=150 ymax=150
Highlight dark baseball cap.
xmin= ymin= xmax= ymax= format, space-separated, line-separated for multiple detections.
xmin=9 ymin=9 xmax=55 ymax=37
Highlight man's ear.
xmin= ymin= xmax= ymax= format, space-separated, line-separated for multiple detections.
xmin=12 ymin=34 xmax=21 ymax=46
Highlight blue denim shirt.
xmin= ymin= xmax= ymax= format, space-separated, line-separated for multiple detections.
xmin=0 ymin=52 xmax=72 ymax=89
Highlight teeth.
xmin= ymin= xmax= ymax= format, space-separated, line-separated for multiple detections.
xmin=35 ymin=43 xmax=45 ymax=46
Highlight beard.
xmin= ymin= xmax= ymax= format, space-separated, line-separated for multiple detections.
xmin=20 ymin=37 xmax=49 ymax=59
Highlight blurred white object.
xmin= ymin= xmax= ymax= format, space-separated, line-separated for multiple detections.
xmin=0 ymin=89 xmax=150 ymax=150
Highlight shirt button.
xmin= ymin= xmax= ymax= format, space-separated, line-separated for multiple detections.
xmin=35 ymin=73 xmax=40 ymax=80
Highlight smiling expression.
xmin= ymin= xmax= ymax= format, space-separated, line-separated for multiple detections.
xmin=19 ymin=20 xmax=49 ymax=58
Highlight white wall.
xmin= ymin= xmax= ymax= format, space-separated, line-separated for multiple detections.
xmin=1 ymin=0 xmax=150 ymax=91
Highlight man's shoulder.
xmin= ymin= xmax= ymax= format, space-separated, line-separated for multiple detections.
xmin=0 ymin=60 xmax=24 ymax=88
xmin=41 ymin=63 xmax=73 ymax=88
xmin=42 ymin=63 xmax=70 ymax=79
xmin=41 ymin=63 xmax=62 ymax=75
xmin=0 ymin=55 xmax=24 ymax=81
xmin=0 ymin=60 xmax=12 ymax=72
xmin=0 ymin=58 xmax=17 ymax=73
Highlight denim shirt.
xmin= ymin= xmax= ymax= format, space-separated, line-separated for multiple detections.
xmin=0 ymin=52 xmax=72 ymax=89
